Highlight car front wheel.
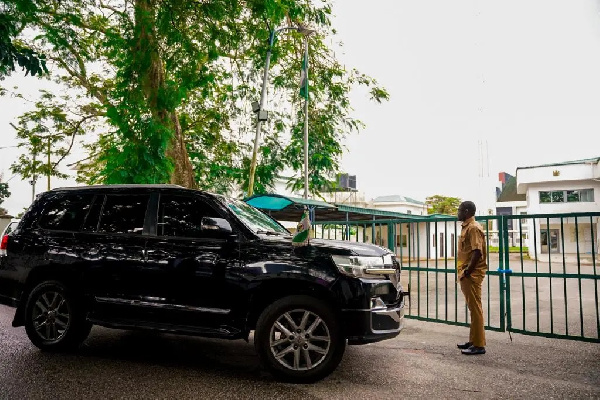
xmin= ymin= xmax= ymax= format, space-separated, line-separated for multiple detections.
xmin=254 ymin=295 xmax=346 ymax=383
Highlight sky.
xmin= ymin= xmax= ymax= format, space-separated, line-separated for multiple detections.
xmin=2 ymin=0 xmax=600 ymax=215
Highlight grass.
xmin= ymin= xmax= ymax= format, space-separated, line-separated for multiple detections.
xmin=489 ymin=246 xmax=529 ymax=253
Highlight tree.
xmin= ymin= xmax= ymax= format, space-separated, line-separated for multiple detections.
xmin=426 ymin=195 xmax=462 ymax=215
xmin=10 ymin=90 xmax=97 ymax=190
xmin=8 ymin=0 xmax=388 ymax=196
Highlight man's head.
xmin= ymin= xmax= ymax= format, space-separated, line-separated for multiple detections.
xmin=457 ymin=201 xmax=476 ymax=221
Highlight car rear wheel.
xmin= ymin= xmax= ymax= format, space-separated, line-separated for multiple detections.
xmin=254 ymin=295 xmax=346 ymax=383
xmin=24 ymin=280 xmax=91 ymax=351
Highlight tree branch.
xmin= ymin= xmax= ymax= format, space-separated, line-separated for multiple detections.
xmin=51 ymin=114 xmax=96 ymax=169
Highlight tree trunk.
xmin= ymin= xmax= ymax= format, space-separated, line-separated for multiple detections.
xmin=167 ymin=112 xmax=196 ymax=187
xmin=135 ymin=0 xmax=196 ymax=188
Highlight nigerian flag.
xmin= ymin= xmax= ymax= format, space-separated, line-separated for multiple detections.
xmin=299 ymin=53 xmax=308 ymax=99
xmin=292 ymin=209 xmax=311 ymax=246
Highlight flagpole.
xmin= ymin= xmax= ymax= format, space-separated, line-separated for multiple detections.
xmin=303 ymin=36 xmax=309 ymax=200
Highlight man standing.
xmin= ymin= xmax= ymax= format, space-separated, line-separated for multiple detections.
xmin=456 ymin=201 xmax=487 ymax=355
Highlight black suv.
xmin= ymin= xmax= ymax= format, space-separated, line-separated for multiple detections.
xmin=0 ymin=185 xmax=405 ymax=382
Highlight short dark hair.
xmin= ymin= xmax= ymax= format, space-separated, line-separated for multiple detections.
xmin=461 ymin=201 xmax=476 ymax=215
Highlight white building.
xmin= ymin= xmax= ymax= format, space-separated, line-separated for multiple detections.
xmin=370 ymin=195 xmax=428 ymax=216
xmin=516 ymin=157 xmax=600 ymax=262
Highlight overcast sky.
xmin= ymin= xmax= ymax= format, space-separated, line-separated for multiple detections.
xmin=2 ymin=0 xmax=600 ymax=215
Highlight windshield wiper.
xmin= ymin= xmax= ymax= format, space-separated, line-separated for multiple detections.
xmin=256 ymin=230 xmax=287 ymax=236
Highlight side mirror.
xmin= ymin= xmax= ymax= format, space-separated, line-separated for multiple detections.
xmin=201 ymin=217 xmax=233 ymax=235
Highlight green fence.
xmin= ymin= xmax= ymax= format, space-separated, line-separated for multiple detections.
xmin=314 ymin=212 xmax=600 ymax=343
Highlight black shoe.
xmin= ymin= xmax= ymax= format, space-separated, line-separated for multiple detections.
xmin=457 ymin=342 xmax=472 ymax=350
xmin=461 ymin=346 xmax=486 ymax=355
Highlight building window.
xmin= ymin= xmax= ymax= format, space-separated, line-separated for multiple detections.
xmin=540 ymin=189 xmax=594 ymax=204
xmin=407 ymin=210 xmax=412 ymax=214
xmin=581 ymin=189 xmax=595 ymax=202
xmin=539 ymin=191 xmax=551 ymax=203
xmin=551 ymin=191 xmax=564 ymax=202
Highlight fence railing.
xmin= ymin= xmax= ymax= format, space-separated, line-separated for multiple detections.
xmin=313 ymin=212 xmax=600 ymax=342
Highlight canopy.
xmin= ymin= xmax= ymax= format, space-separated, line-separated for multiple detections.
xmin=244 ymin=194 xmax=421 ymax=222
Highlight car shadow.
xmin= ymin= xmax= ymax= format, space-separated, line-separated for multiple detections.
xmin=71 ymin=327 xmax=268 ymax=381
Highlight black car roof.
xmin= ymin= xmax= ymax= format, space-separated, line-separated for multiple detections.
xmin=47 ymin=184 xmax=228 ymax=200
xmin=50 ymin=184 xmax=185 ymax=191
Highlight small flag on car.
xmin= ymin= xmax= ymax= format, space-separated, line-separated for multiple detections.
xmin=292 ymin=208 xmax=311 ymax=247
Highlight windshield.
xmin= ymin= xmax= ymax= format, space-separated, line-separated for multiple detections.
xmin=226 ymin=199 xmax=289 ymax=235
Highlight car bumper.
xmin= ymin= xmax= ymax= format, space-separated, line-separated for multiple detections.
xmin=342 ymin=298 xmax=405 ymax=345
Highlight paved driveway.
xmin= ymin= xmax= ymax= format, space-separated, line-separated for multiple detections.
xmin=1 ymin=304 xmax=598 ymax=399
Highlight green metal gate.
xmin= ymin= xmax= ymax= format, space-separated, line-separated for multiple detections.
xmin=313 ymin=212 xmax=600 ymax=343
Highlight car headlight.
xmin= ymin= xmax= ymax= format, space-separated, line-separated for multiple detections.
xmin=331 ymin=255 xmax=397 ymax=278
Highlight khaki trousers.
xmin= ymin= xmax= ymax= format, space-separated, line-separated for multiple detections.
xmin=460 ymin=275 xmax=486 ymax=347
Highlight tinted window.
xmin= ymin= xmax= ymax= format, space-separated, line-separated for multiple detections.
xmin=38 ymin=194 xmax=94 ymax=231
xmin=81 ymin=195 xmax=104 ymax=232
xmin=158 ymin=195 xmax=220 ymax=238
xmin=98 ymin=195 xmax=149 ymax=234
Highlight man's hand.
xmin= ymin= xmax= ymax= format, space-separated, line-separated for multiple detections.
xmin=460 ymin=249 xmax=482 ymax=280
xmin=460 ymin=267 xmax=472 ymax=280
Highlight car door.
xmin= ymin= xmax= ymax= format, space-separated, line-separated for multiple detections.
xmin=79 ymin=193 xmax=153 ymax=322
xmin=144 ymin=192 xmax=240 ymax=331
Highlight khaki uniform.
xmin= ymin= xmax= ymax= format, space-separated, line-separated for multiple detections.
xmin=457 ymin=216 xmax=487 ymax=347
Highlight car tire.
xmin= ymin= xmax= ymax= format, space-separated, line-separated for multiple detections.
xmin=254 ymin=295 xmax=346 ymax=383
xmin=24 ymin=280 xmax=92 ymax=351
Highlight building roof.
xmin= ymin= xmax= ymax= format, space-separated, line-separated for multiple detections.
xmin=497 ymin=176 xmax=526 ymax=202
xmin=372 ymin=195 xmax=425 ymax=205
xmin=516 ymin=156 xmax=600 ymax=170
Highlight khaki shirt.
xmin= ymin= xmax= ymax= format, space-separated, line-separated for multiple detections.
xmin=457 ymin=217 xmax=487 ymax=279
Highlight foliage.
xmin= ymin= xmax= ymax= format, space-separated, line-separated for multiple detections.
xmin=0 ymin=1 xmax=47 ymax=77
xmin=0 ymin=178 xmax=10 ymax=208
xmin=0 ymin=173 xmax=9 ymax=216
xmin=7 ymin=0 xmax=388 ymax=197
xmin=426 ymin=195 xmax=462 ymax=215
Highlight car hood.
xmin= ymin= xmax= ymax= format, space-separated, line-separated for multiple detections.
xmin=258 ymin=234 xmax=391 ymax=257
xmin=309 ymin=239 xmax=391 ymax=257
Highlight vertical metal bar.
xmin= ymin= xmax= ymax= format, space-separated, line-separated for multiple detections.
xmin=590 ymin=216 xmax=599 ymax=339
xmin=399 ymin=222 xmax=404 ymax=266
xmin=411 ymin=222 xmax=417 ymax=316
xmin=533 ymin=217 xmax=539 ymax=333
xmin=454 ymin=221 xmax=458 ymax=323
xmin=547 ymin=217 xmax=554 ymax=334
xmin=388 ymin=223 xmax=395 ymax=253
xmin=520 ymin=218 xmax=526 ymax=330
xmin=503 ymin=216 xmax=510 ymax=333
xmin=432 ymin=221 xmax=437 ymax=319
xmin=371 ymin=216 xmax=375 ymax=246
xmin=416 ymin=222 xmax=420 ymax=304
xmin=497 ymin=216 xmax=505 ymax=332
xmin=302 ymin=36 xmax=309 ymax=200
xmin=575 ymin=217 xmax=584 ymax=337
xmin=444 ymin=219 xmax=448 ymax=321
xmin=560 ymin=217 xmax=568 ymax=336
xmin=485 ymin=217 xmax=490 ymax=326
xmin=345 ymin=212 xmax=349 ymax=241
